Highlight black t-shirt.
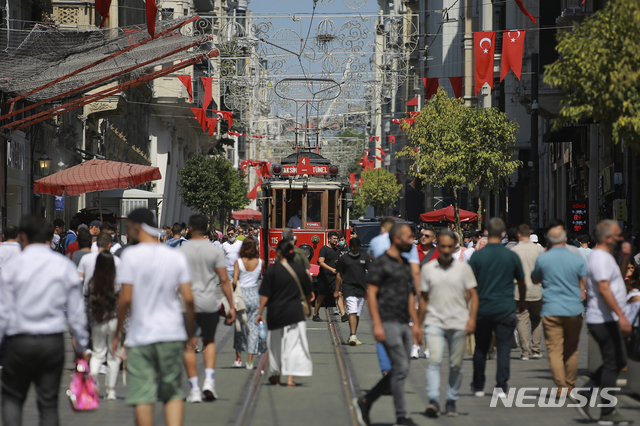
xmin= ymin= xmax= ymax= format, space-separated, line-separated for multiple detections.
xmin=259 ymin=261 xmax=313 ymax=330
xmin=336 ymin=252 xmax=369 ymax=298
xmin=318 ymin=244 xmax=340 ymax=282
xmin=368 ymin=253 xmax=413 ymax=323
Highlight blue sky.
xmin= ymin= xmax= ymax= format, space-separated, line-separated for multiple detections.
xmin=249 ymin=0 xmax=379 ymax=16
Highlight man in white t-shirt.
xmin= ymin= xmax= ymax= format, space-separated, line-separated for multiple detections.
xmin=78 ymin=232 xmax=121 ymax=292
xmin=418 ymin=230 xmax=478 ymax=418
xmin=576 ymin=220 xmax=632 ymax=424
xmin=180 ymin=214 xmax=235 ymax=403
xmin=222 ymin=228 xmax=243 ymax=280
xmin=0 ymin=226 xmax=21 ymax=272
xmin=111 ymin=209 xmax=195 ymax=426
xmin=90 ymin=222 xmax=121 ymax=254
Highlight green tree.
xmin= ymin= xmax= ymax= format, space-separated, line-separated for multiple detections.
xmin=359 ymin=168 xmax=401 ymax=215
xmin=351 ymin=190 xmax=367 ymax=219
xmin=544 ymin=0 xmax=640 ymax=149
xmin=398 ymin=87 xmax=520 ymax=235
xmin=178 ymin=154 xmax=248 ymax=228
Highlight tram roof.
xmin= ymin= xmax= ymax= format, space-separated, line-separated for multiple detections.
xmin=262 ymin=179 xmax=348 ymax=190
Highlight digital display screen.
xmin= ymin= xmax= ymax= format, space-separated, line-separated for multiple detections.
xmin=567 ymin=200 xmax=588 ymax=234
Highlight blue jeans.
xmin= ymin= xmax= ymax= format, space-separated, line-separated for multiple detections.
xmin=472 ymin=310 xmax=517 ymax=392
xmin=377 ymin=342 xmax=391 ymax=374
xmin=424 ymin=325 xmax=466 ymax=401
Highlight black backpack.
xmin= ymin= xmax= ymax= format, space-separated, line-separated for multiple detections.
xmin=55 ymin=231 xmax=71 ymax=254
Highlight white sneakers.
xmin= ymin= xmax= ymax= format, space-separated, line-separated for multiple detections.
xmin=186 ymin=388 xmax=202 ymax=403
xmin=232 ymin=360 xmax=243 ymax=368
xmin=106 ymin=389 xmax=116 ymax=401
xmin=348 ymin=335 xmax=363 ymax=346
xmin=410 ymin=345 xmax=420 ymax=359
xmin=424 ymin=348 xmax=430 ymax=359
xmin=202 ymin=380 xmax=218 ymax=401
xmin=246 ymin=362 xmax=254 ymax=370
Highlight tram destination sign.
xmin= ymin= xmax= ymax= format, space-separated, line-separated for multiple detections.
xmin=282 ymin=157 xmax=329 ymax=175
xmin=567 ymin=200 xmax=588 ymax=234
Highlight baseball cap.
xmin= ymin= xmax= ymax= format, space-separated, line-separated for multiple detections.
xmin=77 ymin=223 xmax=89 ymax=232
xmin=530 ymin=234 xmax=539 ymax=243
xmin=127 ymin=208 xmax=163 ymax=237
xmin=90 ymin=220 xmax=102 ymax=228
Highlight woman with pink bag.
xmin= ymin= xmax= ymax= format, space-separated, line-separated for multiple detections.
xmin=85 ymin=251 xmax=123 ymax=400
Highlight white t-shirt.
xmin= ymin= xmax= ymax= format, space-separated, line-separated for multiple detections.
xmin=0 ymin=242 xmax=21 ymax=272
xmin=420 ymin=260 xmax=477 ymax=330
xmin=586 ymin=248 xmax=627 ymax=324
xmin=462 ymin=247 xmax=475 ymax=263
xmin=117 ymin=243 xmax=191 ymax=347
xmin=222 ymin=240 xmax=243 ymax=271
xmin=90 ymin=241 xmax=122 ymax=254
xmin=77 ymin=251 xmax=121 ymax=293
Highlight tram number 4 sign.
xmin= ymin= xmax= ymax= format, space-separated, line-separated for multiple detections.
xmin=567 ymin=200 xmax=588 ymax=233
xmin=282 ymin=157 xmax=328 ymax=175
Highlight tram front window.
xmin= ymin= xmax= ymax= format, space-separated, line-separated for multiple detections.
xmin=286 ymin=190 xmax=303 ymax=228
xmin=285 ymin=190 xmax=324 ymax=229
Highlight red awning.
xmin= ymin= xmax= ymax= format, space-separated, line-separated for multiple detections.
xmin=33 ymin=159 xmax=161 ymax=196
xmin=420 ymin=206 xmax=478 ymax=222
xmin=406 ymin=97 xmax=419 ymax=106
xmin=232 ymin=208 xmax=262 ymax=220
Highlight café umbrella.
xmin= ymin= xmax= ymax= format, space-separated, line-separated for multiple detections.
xmin=33 ymin=159 xmax=162 ymax=222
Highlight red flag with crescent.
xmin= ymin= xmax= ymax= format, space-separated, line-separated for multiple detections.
xmin=248 ymin=179 xmax=262 ymax=199
xmin=177 ymin=76 xmax=193 ymax=102
xmin=500 ymin=30 xmax=527 ymax=81
xmin=408 ymin=111 xmax=420 ymax=117
xmin=240 ymin=160 xmax=250 ymax=175
xmin=390 ymin=118 xmax=401 ymax=124
xmin=214 ymin=110 xmax=233 ymax=129
xmin=145 ymin=0 xmax=158 ymax=37
xmin=474 ymin=31 xmax=496 ymax=96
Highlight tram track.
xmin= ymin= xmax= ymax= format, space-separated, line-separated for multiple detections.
xmin=231 ymin=308 xmax=362 ymax=426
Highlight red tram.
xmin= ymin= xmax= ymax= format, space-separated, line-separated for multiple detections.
xmin=257 ymin=150 xmax=353 ymax=275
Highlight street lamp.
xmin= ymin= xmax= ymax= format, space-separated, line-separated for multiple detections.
xmin=38 ymin=153 xmax=51 ymax=175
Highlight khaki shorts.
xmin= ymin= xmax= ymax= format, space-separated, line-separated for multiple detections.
xmin=125 ymin=341 xmax=185 ymax=405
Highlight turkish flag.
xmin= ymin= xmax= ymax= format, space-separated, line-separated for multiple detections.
xmin=145 ymin=0 xmax=158 ymax=37
xmin=201 ymin=77 xmax=213 ymax=110
xmin=95 ymin=0 xmax=112 ymax=28
xmin=474 ymin=31 xmax=495 ymax=96
xmin=500 ymin=30 xmax=527 ymax=81
xmin=448 ymin=76 xmax=463 ymax=98
xmin=422 ymin=78 xmax=439 ymax=100
xmin=240 ymin=160 xmax=250 ymax=175
xmin=214 ymin=110 xmax=233 ymax=129
xmin=248 ymin=179 xmax=263 ymax=199
xmin=387 ymin=135 xmax=395 ymax=145
xmin=260 ymin=161 xmax=272 ymax=177
xmin=176 ymin=75 xmax=193 ymax=102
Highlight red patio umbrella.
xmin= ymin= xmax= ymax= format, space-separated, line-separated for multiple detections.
xmin=34 ymin=159 xmax=162 ymax=222
xmin=420 ymin=205 xmax=478 ymax=222
xmin=232 ymin=208 xmax=262 ymax=221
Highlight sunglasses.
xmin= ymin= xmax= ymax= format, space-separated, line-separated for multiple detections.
xmin=421 ymin=233 xmax=434 ymax=238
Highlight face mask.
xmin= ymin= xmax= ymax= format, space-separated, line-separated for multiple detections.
xmin=228 ymin=236 xmax=235 ymax=243
xmin=338 ymin=241 xmax=346 ymax=247
xmin=348 ymin=251 xmax=360 ymax=258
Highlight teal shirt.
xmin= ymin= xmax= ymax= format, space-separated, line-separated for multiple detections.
xmin=469 ymin=243 xmax=525 ymax=316
xmin=531 ymin=247 xmax=586 ymax=317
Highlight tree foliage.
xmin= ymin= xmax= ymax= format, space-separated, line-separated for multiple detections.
xmin=358 ymin=168 xmax=401 ymax=214
xmin=178 ymin=154 xmax=248 ymax=226
xmin=544 ymin=0 xmax=640 ymax=149
xmin=351 ymin=190 xmax=367 ymax=219
xmin=398 ymin=87 xmax=520 ymax=234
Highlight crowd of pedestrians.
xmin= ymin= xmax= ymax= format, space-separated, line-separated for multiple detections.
xmin=1 ymin=210 xmax=639 ymax=426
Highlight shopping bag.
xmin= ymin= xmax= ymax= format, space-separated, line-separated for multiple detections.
xmin=67 ymin=359 xmax=99 ymax=411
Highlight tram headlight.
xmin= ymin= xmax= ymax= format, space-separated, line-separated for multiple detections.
xmin=329 ymin=165 xmax=339 ymax=176
xmin=272 ymin=164 xmax=282 ymax=176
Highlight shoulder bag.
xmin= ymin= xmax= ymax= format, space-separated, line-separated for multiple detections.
xmin=627 ymin=309 xmax=640 ymax=362
xmin=281 ymin=261 xmax=311 ymax=317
